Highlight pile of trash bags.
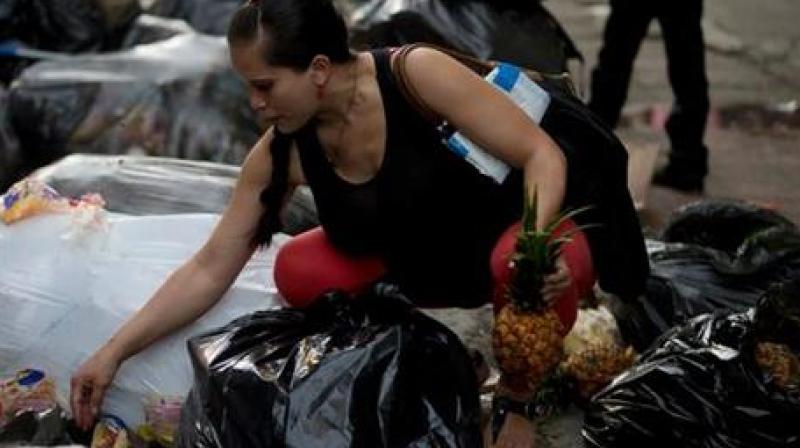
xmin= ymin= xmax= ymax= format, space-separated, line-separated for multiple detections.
xmin=620 ymin=200 xmax=800 ymax=351
xmin=7 ymin=28 xmax=262 ymax=174
xmin=0 ymin=0 xmax=140 ymax=83
xmin=584 ymin=277 xmax=800 ymax=448
xmin=0 ymin=0 xmax=584 ymax=189
xmin=581 ymin=200 xmax=800 ymax=447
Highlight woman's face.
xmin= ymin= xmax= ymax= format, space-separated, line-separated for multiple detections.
xmin=230 ymin=38 xmax=319 ymax=133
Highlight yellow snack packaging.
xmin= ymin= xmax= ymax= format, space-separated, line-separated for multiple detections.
xmin=0 ymin=179 xmax=67 ymax=224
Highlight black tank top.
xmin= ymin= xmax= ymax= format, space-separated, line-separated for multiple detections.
xmin=287 ymin=48 xmax=524 ymax=307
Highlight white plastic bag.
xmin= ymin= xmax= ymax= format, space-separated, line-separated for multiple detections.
xmin=0 ymin=213 xmax=287 ymax=427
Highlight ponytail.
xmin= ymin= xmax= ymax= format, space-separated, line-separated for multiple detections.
xmin=253 ymin=130 xmax=292 ymax=246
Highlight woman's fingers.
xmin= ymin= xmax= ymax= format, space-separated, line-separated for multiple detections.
xmin=70 ymin=378 xmax=90 ymax=430
xmin=70 ymin=376 xmax=105 ymax=431
xmin=541 ymin=258 xmax=571 ymax=304
xmin=89 ymin=380 xmax=109 ymax=423
xmin=81 ymin=384 xmax=95 ymax=430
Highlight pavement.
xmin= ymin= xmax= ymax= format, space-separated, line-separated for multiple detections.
xmin=433 ymin=1 xmax=800 ymax=446
xmin=546 ymin=0 xmax=800 ymax=235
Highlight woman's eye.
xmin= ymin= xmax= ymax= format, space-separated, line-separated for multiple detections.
xmin=255 ymin=83 xmax=273 ymax=92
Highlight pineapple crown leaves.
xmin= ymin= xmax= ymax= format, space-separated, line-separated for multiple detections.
xmin=507 ymin=190 xmax=595 ymax=311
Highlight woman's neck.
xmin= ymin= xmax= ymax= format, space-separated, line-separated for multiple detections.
xmin=315 ymin=54 xmax=362 ymax=129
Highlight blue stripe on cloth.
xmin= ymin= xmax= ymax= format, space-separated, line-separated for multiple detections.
xmin=446 ymin=135 xmax=469 ymax=158
xmin=493 ymin=63 xmax=520 ymax=92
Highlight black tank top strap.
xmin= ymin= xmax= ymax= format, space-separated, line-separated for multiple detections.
xmin=368 ymin=48 xmax=413 ymax=123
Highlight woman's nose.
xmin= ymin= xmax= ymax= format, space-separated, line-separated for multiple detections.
xmin=250 ymin=92 xmax=267 ymax=111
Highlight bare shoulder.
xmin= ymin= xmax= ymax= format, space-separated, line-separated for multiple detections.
xmin=402 ymin=46 xmax=451 ymax=67
xmin=399 ymin=46 xmax=499 ymax=125
xmin=401 ymin=46 xmax=478 ymax=89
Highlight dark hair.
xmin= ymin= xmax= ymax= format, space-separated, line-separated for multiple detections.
xmin=227 ymin=0 xmax=354 ymax=246
xmin=227 ymin=0 xmax=353 ymax=70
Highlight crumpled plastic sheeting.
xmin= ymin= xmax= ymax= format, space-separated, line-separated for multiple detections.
xmin=30 ymin=154 xmax=319 ymax=235
xmin=583 ymin=306 xmax=800 ymax=448
xmin=119 ymin=14 xmax=196 ymax=49
xmin=0 ymin=213 xmax=286 ymax=427
xmin=178 ymin=285 xmax=483 ymax=448
xmin=0 ymin=0 xmax=141 ymax=85
xmin=31 ymin=154 xmax=239 ymax=215
xmin=8 ymin=32 xmax=262 ymax=172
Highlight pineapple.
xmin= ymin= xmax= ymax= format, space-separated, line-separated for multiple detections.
xmin=755 ymin=342 xmax=800 ymax=389
xmin=493 ymin=192 xmax=587 ymax=393
xmin=562 ymin=343 xmax=637 ymax=399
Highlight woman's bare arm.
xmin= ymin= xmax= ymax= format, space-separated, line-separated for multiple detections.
xmin=71 ymin=129 xmax=281 ymax=428
xmin=101 ymin=132 xmax=277 ymax=361
xmin=401 ymin=48 xmax=567 ymax=230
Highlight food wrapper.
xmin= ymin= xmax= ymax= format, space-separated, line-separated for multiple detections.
xmin=0 ymin=369 xmax=58 ymax=428
xmin=91 ymin=415 xmax=130 ymax=448
xmin=0 ymin=180 xmax=67 ymax=224
xmin=135 ymin=395 xmax=183 ymax=447
xmin=1 ymin=179 xmax=106 ymax=230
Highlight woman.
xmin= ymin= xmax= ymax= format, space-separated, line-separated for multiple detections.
xmin=71 ymin=0 xmax=646 ymax=446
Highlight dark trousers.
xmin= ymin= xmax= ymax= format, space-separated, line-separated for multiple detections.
xmin=589 ymin=0 xmax=710 ymax=179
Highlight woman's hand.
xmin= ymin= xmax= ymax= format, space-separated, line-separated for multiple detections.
xmin=70 ymin=346 xmax=121 ymax=431
xmin=541 ymin=255 xmax=571 ymax=305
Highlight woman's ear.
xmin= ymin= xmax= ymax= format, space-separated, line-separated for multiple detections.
xmin=309 ymin=55 xmax=333 ymax=87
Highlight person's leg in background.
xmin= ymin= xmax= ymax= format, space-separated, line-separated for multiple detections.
xmin=274 ymin=227 xmax=387 ymax=308
xmin=589 ymin=0 xmax=655 ymax=128
xmin=652 ymin=0 xmax=710 ymax=192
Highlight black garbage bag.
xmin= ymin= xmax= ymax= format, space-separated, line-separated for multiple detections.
xmin=583 ymin=279 xmax=800 ymax=448
xmin=0 ymin=0 xmax=140 ymax=85
xmin=7 ymin=32 xmax=262 ymax=178
xmin=0 ymin=406 xmax=85 ymax=446
xmin=0 ymin=87 xmax=23 ymax=190
xmin=662 ymin=200 xmax=797 ymax=252
xmin=144 ymin=0 xmax=242 ymax=35
xmin=177 ymin=284 xmax=483 ymax=448
xmin=619 ymin=202 xmax=800 ymax=350
xmin=29 ymin=154 xmax=319 ymax=235
xmin=349 ymin=0 xmax=582 ymax=74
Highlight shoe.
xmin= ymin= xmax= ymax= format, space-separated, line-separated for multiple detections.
xmin=651 ymin=165 xmax=704 ymax=193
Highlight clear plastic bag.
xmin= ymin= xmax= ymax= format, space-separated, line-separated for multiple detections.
xmin=30 ymin=154 xmax=319 ymax=235
xmin=0 ymin=213 xmax=287 ymax=427
xmin=8 ymin=32 xmax=262 ymax=173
